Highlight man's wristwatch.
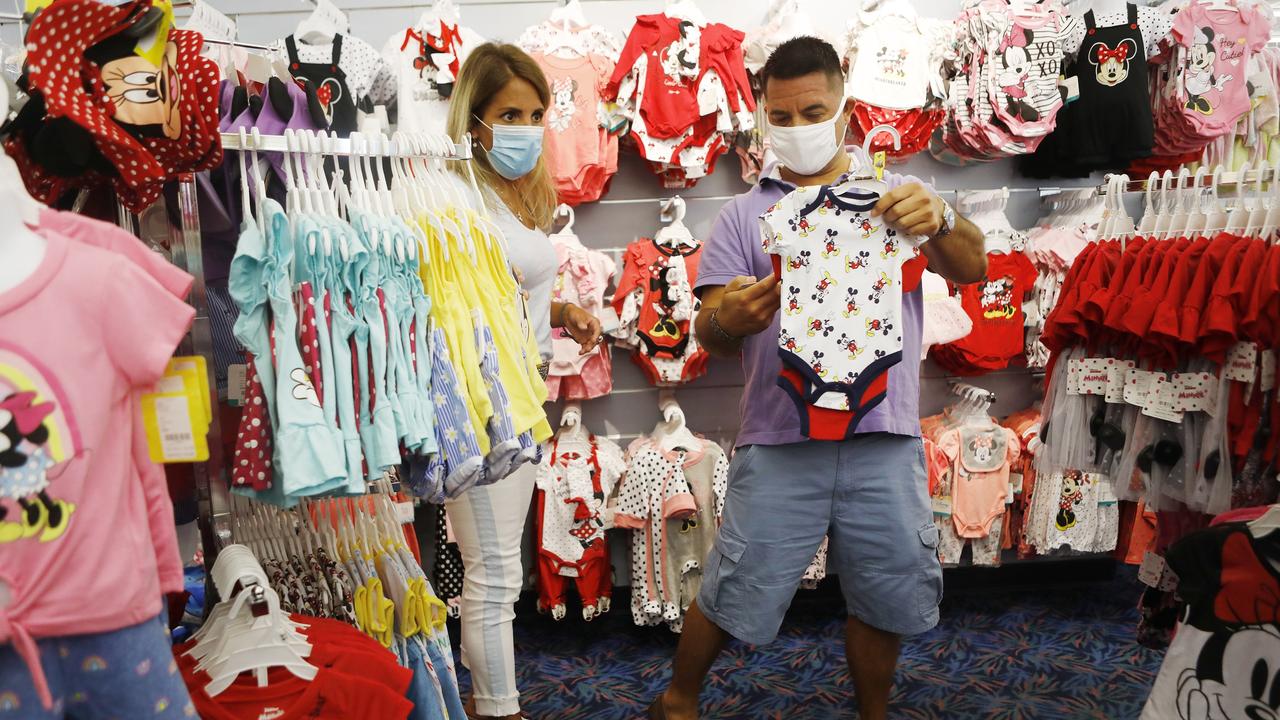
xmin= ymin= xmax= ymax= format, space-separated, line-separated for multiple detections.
xmin=933 ymin=198 xmax=956 ymax=240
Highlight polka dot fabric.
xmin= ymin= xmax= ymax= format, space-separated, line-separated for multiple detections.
xmin=232 ymin=358 xmax=273 ymax=491
xmin=9 ymin=0 xmax=222 ymax=211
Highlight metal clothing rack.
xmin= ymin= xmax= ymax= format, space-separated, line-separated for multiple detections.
xmin=220 ymin=131 xmax=472 ymax=160
xmin=1097 ymin=165 xmax=1280 ymax=195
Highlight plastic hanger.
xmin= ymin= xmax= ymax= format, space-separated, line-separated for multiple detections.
xmin=654 ymin=196 xmax=695 ymax=247
xmin=1184 ymin=166 xmax=1210 ymax=238
xmin=559 ymin=402 xmax=587 ymax=441
xmin=1249 ymin=503 xmax=1280 ymax=538
xmin=1244 ymin=162 xmax=1268 ymax=238
xmin=656 ymin=389 xmax=699 ymax=452
xmin=1261 ymin=159 xmax=1280 ymax=241
xmin=664 ymin=0 xmax=707 ymax=25
xmin=294 ymin=0 xmax=348 ymax=44
xmin=1224 ymin=162 xmax=1253 ymax=235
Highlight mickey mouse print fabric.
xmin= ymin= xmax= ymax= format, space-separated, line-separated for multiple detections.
xmin=760 ymin=182 xmax=928 ymax=441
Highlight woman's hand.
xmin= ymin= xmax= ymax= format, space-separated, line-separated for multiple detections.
xmin=561 ymin=303 xmax=603 ymax=355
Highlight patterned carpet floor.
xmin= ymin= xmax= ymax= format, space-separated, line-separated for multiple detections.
xmin=453 ymin=565 xmax=1166 ymax=720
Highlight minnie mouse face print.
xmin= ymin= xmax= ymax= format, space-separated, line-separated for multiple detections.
xmin=1089 ymin=37 xmax=1138 ymax=87
xmin=547 ymin=77 xmax=578 ymax=133
xmin=102 ymin=40 xmax=183 ymax=139
xmin=1184 ymin=27 xmax=1232 ymax=115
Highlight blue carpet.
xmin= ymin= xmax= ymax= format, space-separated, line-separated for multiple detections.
xmin=453 ymin=566 xmax=1165 ymax=720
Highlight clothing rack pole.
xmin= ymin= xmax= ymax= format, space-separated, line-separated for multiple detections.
xmin=219 ymin=131 xmax=473 ymax=160
xmin=171 ymin=175 xmax=233 ymax=571
xmin=202 ymin=37 xmax=276 ymax=51
xmin=1098 ymin=166 xmax=1280 ymax=195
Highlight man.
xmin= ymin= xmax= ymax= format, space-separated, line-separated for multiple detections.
xmin=649 ymin=37 xmax=987 ymax=720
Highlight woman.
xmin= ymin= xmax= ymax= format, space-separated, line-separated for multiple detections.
xmin=445 ymin=43 xmax=602 ymax=720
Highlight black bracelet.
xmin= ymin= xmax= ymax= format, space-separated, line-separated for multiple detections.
xmin=709 ymin=308 xmax=743 ymax=345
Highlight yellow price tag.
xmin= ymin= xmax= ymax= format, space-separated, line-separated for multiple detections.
xmin=873 ymin=151 xmax=887 ymax=182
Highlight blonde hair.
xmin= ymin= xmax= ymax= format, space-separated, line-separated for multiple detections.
xmin=448 ymin=43 xmax=557 ymax=230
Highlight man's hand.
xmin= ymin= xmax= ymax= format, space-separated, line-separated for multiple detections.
xmin=716 ymin=274 xmax=782 ymax=338
xmin=871 ymin=182 xmax=945 ymax=238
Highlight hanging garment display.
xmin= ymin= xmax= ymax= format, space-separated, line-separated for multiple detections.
xmin=932 ymin=0 xmax=1075 ymax=164
xmin=546 ymin=212 xmax=617 ymax=401
xmin=605 ymin=7 xmax=756 ymax=188
xmin=760 ymin=178 xmax=929 ymax=439
xmin=615 ymin=431 xmax=727 ymax=633
xmin=383 ymin=0 xmax=485 ymax=135
xmin=222 ymin=130 xmax=549 ymax=509
xmin=611 ymin=222 xmax=710 ymax=387
xmin=842 ymin=0 xmax=953 ymax=158
xmin=534 ymin=425 xmax=626 ymax=621
xmin=6 ymin=0 xmax=223 ymax=210
xmin=519 ymin=8 xmax=624 ymax=204
xmin=1022 ymin=3 xmax=1165 ymax=178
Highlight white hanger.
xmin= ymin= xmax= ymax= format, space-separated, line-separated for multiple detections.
xmin=1137 ymin=171 xmax=1159 ymax=237
xmin=549 ymin=0 xmax=588 ymax=27
xmin=183 ymin=0 xmax=237 ymax=42
xmin=294 ymin=0 xmax=348 ymax=44
xmin=1184 ymin=166 xmax=1210 ymax=238
xmin=1261 ymin=158 xmax=1280 ymax=241
xmin=664 ymin=0 xmax=708 ymax=25
xmin=559 ymin=402 xmax=587 ymax=441
xmin=1154 ymin=170 xmax=1176 ymax=239
xmin=655 ymin=196 xmax=695 ymax=247
xmin=1168 ymin=168 xmax=1194 ymax=239
xmin=1225 ymin=162 xmax=1253 ymax=235
xmin=656 ymin=389 xmax=699 ymax=452
xmin=1248 ymin=503 xmax=1280 ymax=538
xmin=1244 ymin=162 xmax=1269 ymax=238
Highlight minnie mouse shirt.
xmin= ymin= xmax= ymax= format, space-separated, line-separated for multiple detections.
xmin=0 ymin=232 xmax=193 ymax=700
xmin=1171 ymin=0 xmax=1270 ymax=133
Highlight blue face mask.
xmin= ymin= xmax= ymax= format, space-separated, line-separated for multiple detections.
xmin=476 ymin=117 xmax=544 ymax=180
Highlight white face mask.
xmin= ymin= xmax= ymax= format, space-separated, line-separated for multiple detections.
xmin=766 ymin=97 xmax=849 ymax=177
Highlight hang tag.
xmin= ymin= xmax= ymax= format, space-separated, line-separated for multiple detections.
xmin=1105 ymin=359 xmax=1136 ymax=404
xmin=1262 ymin=350 xmax=1276 ymax=393
xmin=598 ymin=306 xmax=621 ymax=335
xmin=167 ymin=357 xmax=211 ymax=425
xmin=1142 ymin=375 xmax=1185 ymax=423
xmin=394 ymin=501 xmax=416 ymax=524
xmin=1171 ymin=372 xmax=1216 ymax=413
xmin=141 ymin=394 xmax=208 ymax=463
xmin=1137 ymin=551 xmax=1168 ymax=588
xmin=1060 ymin=75 xmax=1081 ymax=103
xmin=873 ymin=151 xmax=887 ymax=181
xmin=1225 ymin=341 xmax=1258 ymax=382
xmin=1067 ymin=358 xmax=1084 ymax=395
xmin=1124 ymin=368 xmax=1158 ymax=407
xmin=228 ymin=363 xmax=247 ymax=406
xmin=1006 ymin=484 xmax=1015 ymax=504
xmin=931 ymin=496 xmax=953 ymax=516
xmin=1009 ymin=472 xmax=1024 ymax=494
xmin=1078 ymin=358 xmax=1111 ymax=396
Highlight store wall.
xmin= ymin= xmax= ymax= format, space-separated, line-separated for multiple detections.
xmin=182 ymin=0 xmax=1094 ymax=446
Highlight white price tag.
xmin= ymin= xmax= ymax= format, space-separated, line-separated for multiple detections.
xmin=155 ymin=396 xmax=198 ymax=461
xmin=1142 ymin=375 xmax=1185 ymax=423
xmin=228 ymin=364 xmax=247 ymax=406
xmin=1138 ymin=551 xmax=1167 ymax=588
xmin=1225 ymin=341 xmax=1259 ymax=383
xmin=1009 ymin=472 xmax=1024 ymax=494
xmin=1124 ymin=369 xmax=1158 ymax=407
xmin=394 ymin=501 xmax=416 ymax=524
xmin=931 ymin=497 xmax=953 ymax=516
xmin=1106 ymin=360 xmax=1136 ymax=404
xmin=1067 ymin=358 xmax=1084 ymax=395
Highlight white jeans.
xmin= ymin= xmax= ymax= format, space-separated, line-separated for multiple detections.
xmin=445 ymin=463 xmax=535 ymax=717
